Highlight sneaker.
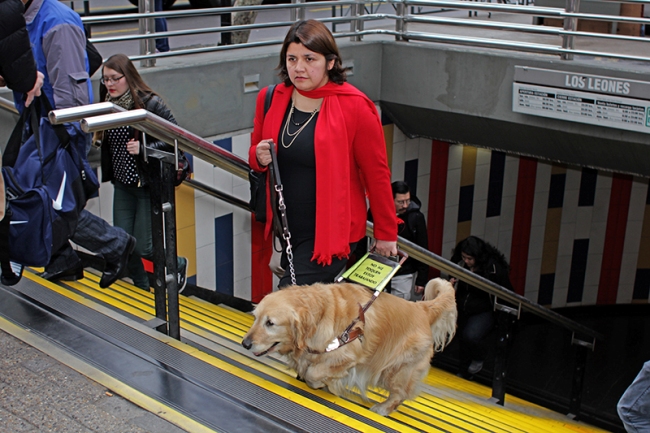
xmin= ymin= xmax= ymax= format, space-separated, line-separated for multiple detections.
xmin=1 ymin=261 xmax=24 ymax=286
xmin=177 ymin=257 xmax=188 ymax=293
xmin=468 ymin=360 xmax=484 ymax=375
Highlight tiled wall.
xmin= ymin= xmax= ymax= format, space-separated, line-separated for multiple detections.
xmin=88 ymin=120 xmax=650 ymax=307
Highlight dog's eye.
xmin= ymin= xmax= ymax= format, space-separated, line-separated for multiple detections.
xmin=265 ymin=319 xmax=274 ymax=327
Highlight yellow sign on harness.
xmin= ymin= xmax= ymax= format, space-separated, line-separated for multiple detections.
xmin=339 ymin=252 xmax=404 ymax=292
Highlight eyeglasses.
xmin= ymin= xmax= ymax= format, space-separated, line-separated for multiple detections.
xmin=100 ymin=75 xmax=124 ymax=85
xmin=396 ymin=199 xmax=411 ymax=206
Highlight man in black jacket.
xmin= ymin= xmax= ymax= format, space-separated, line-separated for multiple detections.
xmin=361 ymin=181 xmax=430 ymax=299
xmin=390 ymin=181 xmax=429 ymax=300
xmin=0 ymin=0 xmax=44 ymax=107
xmin=0 ymin=0 xmax=43 ymax=283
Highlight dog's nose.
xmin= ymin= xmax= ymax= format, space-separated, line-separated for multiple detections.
xmin=242 ymin=337 xmax=251 ymax=350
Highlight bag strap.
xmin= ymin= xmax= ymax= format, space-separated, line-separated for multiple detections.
xmin=264 ymin=84 xmax=276 ymax=116
xmin=267 ymin=140 xmax=296 ymax=285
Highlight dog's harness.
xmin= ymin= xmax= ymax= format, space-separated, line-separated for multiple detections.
xmin=306 ymin=250 xmax=408 ymax=354
xmin=306 ymin=295 xmax=378 ymax=354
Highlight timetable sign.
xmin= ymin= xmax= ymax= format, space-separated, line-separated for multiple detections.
xmin=512 ymin=67 xmax=650 ymax=135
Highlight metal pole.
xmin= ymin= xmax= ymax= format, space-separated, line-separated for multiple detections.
xmin=491 ymin=301 xmax=519 ymax=405
xmin=568 ymin=335 xmax=593 ymax=419
xmin=290 ymin=0 xmax=304 ymax=22
xmin=219 ymin=0 xmax=233 ymax=45
xmin=162 ymin=161 xmax=181 ymax=340
xmin=561 ymin=0 xmax=580 ymax=60
xmin=148 ymin=156 xmax=168 ymax=335
xmin=395 ymin=0 xmax=407 ymax=42
xmin=139 ymin=0 xmax=156 ymax=67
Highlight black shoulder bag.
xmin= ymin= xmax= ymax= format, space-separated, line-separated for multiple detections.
xmin=248 ymin=84 xmax=276 ymax=222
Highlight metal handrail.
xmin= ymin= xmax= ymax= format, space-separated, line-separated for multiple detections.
xmin=0 ymin=96 xmax=18 ymax=115
xmin=51 ymin=103 xmax=603 ymax=344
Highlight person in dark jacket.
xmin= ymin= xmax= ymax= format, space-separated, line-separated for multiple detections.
xmin=390 ymin=181 xmax=429 ymax=300
xmin=363 ymin=181 xmax=429 ymax=300
xmin=96 ymin=54 xmax=187 ymax=292
xmin=0 ymin=0 xmax=43 ymax=106
xmin=8 ymin=0 xmax=135 ymax=290
xmin=450 ymin=235 xmax=513 ymax=378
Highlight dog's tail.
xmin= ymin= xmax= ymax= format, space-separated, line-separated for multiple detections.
xmin=420 ymin=278 xmax=458 ymax=352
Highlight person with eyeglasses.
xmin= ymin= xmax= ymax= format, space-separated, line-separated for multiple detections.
xmin=14 ymin=0 xmax=136 ymax=288
xmin=363 ymin=180 xmax=429 ymax=300
xmin=95 ymin=54 xmax=188 ymax=292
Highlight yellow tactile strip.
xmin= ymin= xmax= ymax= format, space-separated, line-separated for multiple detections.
xmin=28 ymin=270 xmax=608 ymax=433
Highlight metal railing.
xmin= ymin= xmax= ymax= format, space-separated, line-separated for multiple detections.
xmin=80 ymin=0 xmax=650 ymax=63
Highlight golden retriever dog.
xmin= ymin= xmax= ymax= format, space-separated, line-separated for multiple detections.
xmin=241 ymin=278 xmax=457 ymax=415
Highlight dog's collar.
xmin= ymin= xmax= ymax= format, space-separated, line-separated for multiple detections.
xmin=306 ymin=289 xmax=381 ymax=354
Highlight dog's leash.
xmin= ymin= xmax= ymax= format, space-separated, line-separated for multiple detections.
xmin=307 ymin=250 xmax=408 ymax=354
xmin=268 ymin=140 xmax=296 ymax=285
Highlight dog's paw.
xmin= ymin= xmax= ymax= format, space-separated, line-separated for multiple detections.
xmin=369 ymin=402 xmax=392 ymax=416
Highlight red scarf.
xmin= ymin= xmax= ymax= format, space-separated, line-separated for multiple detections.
xmin=262 ymin=82 xmax=384 ymax=265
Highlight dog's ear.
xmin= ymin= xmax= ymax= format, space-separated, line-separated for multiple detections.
xmin=290 ymin=304 xmax=313 ymax=351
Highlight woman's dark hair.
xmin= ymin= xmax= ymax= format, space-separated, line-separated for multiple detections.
xmin=278 ymin=20 xmax=346 ymax=86
xmin=98 ymin=54 xmax=156 ymax=108
xmin=451 ymin=236 xmax=510 ymax=276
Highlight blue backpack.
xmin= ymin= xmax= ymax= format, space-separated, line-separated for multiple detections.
xmin=0 ymin=95 xmax=99 ymax=283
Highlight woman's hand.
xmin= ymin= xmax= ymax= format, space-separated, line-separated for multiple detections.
xmin=126 ymin=139 xmax=140 ymax=155
xmin=373 ymin=240 xmax=398 ymax=257
xmin=256 ymin=140 xmax=272 ymax=167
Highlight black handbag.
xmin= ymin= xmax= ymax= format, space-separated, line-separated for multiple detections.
xmin=249 ymin=84 xmax=276 ymax=222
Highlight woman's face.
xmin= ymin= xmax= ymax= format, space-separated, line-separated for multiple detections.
xmin=461 ymin=252 xmax=476 ymax=271
xmin=285 ymin=42 xmax=334 ymax=92
xmin=103 ymin=67 xmax=129 ymax=98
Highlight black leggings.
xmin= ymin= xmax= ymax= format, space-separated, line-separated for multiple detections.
xmin=279 ymin=238 xmax=357 ymax=288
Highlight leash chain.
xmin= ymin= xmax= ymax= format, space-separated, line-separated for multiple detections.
xmin=268 ymin=141 xmax=297 ymax=286
xmin=275 ymin=184 xmax=296 ymax=285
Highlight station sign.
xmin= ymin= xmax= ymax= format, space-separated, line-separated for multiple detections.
xmin=512 ymin=66 xmax=650 ymax=134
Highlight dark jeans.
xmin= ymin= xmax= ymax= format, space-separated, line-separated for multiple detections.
xmin=278 ymin=238 xmax=357 ymax=288
xmin=155 ymin=0 xmax=170 ymax=52
xmin=45 ymin=210 xmax=131 ymax=273
xmin=457 ymin=310 xmax=495 ymax=373
xmin=113 ymin=182 xmax=184 ymax=290
xmin=113 ymin=183 xmax=152 ymax=290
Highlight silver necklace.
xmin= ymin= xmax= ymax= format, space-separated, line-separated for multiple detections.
xmin=281 ymin=100 xmax=319 ymax=149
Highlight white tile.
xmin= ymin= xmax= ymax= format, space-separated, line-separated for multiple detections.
xmin=473 ymin=163 xmax=490 ymax=203
xmin=234 ymin=276 xmax=252 ymax=300
xmin=196 ymin=243 xmax=216 ymax=290
xmin=405 ymin=137 xmax=419 ymax=161
xmin=231 ymin=133 xmax=251 ymax=159
xmin=194 ymin=194 xmax=216 ymax=249
xmin=561 ymin=188 xmax=579 ymax=225
xmin=575 ymin=207 xmax=593 ymax=239
xmin=446 ymin=168 xmax=461 ymax=206
xmin=233 ymin=231 xmax=252 ymax=283
xmin=447 ymin=145 xmax=463 ymax=171
xmin=476 ymin=148 xmax=491 ymax=166
xmin=418 ymin=139 xmax=432 ymax=176
xmin=471 ymin=199 xmax=487 ymax=238
xmin=392 ymin=125 xmax=407 ymax=144
xmin=232 ymin=207 xmax=251 ymax=236
xmin=483 ymin=217 xmax=499 ymax=247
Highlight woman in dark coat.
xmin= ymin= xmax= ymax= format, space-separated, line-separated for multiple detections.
xmin=451 ymin=236 xmax=514 ymax=378
xmin=97 ymin=54 xmax=187 ymax=292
